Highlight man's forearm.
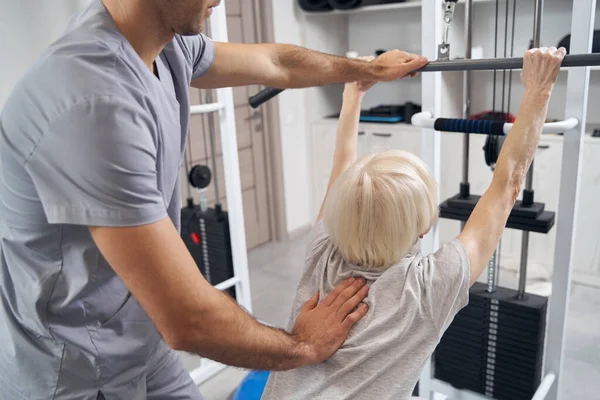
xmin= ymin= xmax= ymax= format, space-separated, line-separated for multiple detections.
xmin=270 ymin=44 xmax=379 ymax=88
xmin=178 ymin=289 xmax=306 ymax=371
xmin=493 ymin=89 xmax=550 ymax=193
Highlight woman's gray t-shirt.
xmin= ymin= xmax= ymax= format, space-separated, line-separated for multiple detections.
xmin=262 ymin=221 xmax=470 ymax=400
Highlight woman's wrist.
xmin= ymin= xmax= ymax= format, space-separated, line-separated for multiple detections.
xmin=342 ymin=88 xmax=365 ymax=103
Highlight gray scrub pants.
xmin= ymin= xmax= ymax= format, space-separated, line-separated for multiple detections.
xmin=97 ymin=341 xmax=204 ymax=400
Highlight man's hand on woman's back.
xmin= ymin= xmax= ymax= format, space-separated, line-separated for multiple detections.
xmin=291 ymin=277 xmax=369 ymax=365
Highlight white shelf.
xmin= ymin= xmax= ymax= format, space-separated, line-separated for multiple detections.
xmin=304 ymin=1 xmax=421 ymax=15
xmin=303 ymin=0 xmax=517 ymax=17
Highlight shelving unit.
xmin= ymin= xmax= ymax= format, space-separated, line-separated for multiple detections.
xmin=303 ymin=0 xmax=529 ymax=16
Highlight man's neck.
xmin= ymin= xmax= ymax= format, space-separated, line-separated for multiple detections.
xmin=102 ymin=0 xmax=174 ymax=71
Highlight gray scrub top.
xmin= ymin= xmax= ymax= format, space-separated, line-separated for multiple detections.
xmin=0 ymin=1 xmax=215 ymax=399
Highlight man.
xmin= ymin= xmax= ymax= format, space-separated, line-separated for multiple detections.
xmin=0 ymin=0 xmax=427 ymax=399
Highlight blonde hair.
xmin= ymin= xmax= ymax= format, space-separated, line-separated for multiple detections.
xmin=323 ymin=150 xmax=439 ymax=269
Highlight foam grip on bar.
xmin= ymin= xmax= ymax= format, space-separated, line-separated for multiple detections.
xmin=433 ymin=118 xmax=506 ymax=135
xmin=249 ymin=88 xmax=284 ymax=109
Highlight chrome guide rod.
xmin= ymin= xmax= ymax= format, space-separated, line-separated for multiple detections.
xmin=492 ymin=0 xmax=500 ymax=111
xmin=519 ymin=0 xmax=544 ymax=300
xmin=507 ymin=0 xmax=517 ymax=114
xmin=461 ymin=0 xmax=473 ymax=208
xmin=501 ymin=0 xmax=510 ymax=114
xmin=526 ymin=0 xmax=544 ymax=193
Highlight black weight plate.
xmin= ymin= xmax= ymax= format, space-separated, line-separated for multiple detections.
xmin=435 ymin=366 xmax=537 ymax=397
xmin=435 ymin=369 xmax=536 ymax=400
xmin=444 ymin=320 xmax=544 ymax=347
xmin=434 ymin=364 xmax=537 ymax=394
xmin=451 ymin=310 xmax=544 ymax=334
xmin=445 ymin=193 xmax=545 ymax=219
xmin=449 ymin=311 xmax=545 ymax=335
xmin=434 ymin=350 xmax=539 ymax=382
xmin=440 ymin=206 xmax=555 ymax=233
xmin=457 ymin=300 xmax=545 ymax=324
xmin=448 ymin=317 xmax=544 ymax=343
xmin=470 ymin=284 xmax=549 ymax=311
xmin=434 ymin=346 xmax=541 ymax=373
xmin=437 ymin=336 xmax=542 ymax=363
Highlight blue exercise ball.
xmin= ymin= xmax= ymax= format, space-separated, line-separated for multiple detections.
xmin=231 ymin=371 xmax=270 ymax=400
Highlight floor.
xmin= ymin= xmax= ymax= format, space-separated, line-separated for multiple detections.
xmin=182 ymin=230 xmax=600 ymax=400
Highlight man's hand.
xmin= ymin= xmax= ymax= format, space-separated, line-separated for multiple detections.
xmin=521 ymin=46 xmax=566 ymax=96
xmin=291 ymin=278 xmax=369 ymax=365
xmin=372 ymin=50 xmax=428 ymax=81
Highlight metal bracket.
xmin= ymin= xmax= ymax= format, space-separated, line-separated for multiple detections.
xmin=438 ymin=1 xmax=457 ymax=61
xmin=437 ymin=43 xmax=451 ymax=61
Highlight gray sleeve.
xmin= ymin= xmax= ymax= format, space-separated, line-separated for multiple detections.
xmin=24 ymin=96 xmax=168 ymax=227
xmin=178 ymin=34 xmax=216 ymax=80
xmin=421 ymin=239 xmax=471 ymax=333
xmin=304 ymin=220 xmax=330 ymax=261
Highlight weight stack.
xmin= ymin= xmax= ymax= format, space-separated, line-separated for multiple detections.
xmin=181 ymin=205 xmax=236 ymax=300
xmin=434 ymin=282 xmax=547 ymax=400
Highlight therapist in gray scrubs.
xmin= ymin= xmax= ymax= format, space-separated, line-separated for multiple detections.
xmin=0 ymin=0 xmax=427 ymax=399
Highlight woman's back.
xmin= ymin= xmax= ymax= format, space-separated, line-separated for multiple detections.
xmin=261 ymin=221 xmax=469 ymax=400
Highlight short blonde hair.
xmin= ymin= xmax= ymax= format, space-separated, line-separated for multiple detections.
xmin=323 ymin=150 xmax=439 ymax=269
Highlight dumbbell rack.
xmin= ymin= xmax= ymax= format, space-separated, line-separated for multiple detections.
xmin=184 ymin=2 xmax=254 ymax=385
xmin=418 ymin=0 xmax=596 ymax=400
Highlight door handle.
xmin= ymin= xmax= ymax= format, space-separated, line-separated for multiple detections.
xmin=373 ymin=132 xmax=392 ymax=138
xmin=245 ymin=111 xmax=262 ymax=121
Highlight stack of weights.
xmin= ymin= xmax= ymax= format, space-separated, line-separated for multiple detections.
xmin=435 ymin=110 xmax=551 ymax=398
xmin=181 ymin=165 xmax=236 ymax=299
xmin=434 ymin=283 xmax=547 ymax=399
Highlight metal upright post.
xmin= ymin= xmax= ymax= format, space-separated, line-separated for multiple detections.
xmin=545 ymin=0 xmax=596 ymax=398
xmin=188 ymin=1 xmax=253 ymax=385
xmin=461 ymin=0 xmax=473 ymax=202
xmin=210 ymin=2 xmax=252 ymax=311
xmin=518 ymin=0 xmax=544 ymax=300
xmin=419 ymin=0 xmax=442 ymax=397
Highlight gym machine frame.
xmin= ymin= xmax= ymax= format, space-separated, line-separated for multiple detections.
xmin=184 ymin=2 xmax=254 ymax=385
xmin=416 ymin=1 xmax=596 ymax=400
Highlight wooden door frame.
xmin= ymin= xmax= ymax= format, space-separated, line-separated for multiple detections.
xmin=251 ymin=0 xmax=289 ymax=242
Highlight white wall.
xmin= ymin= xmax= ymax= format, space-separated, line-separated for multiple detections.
xmin=270 ymin=1 xmax=314 ymax=234
xmin=0 ymin=0 xmax=87 ymax=110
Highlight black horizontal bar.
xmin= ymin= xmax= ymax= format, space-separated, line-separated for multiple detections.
xmin=248 ymin=88 xmax=284 ymax=109
xmin=434 ymin=118 xmax=505 ymax=135
xmin=418 ymin=53 xmax=600 ymax=72
xmin=248 ymin=53 xmax=600 ymax=108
